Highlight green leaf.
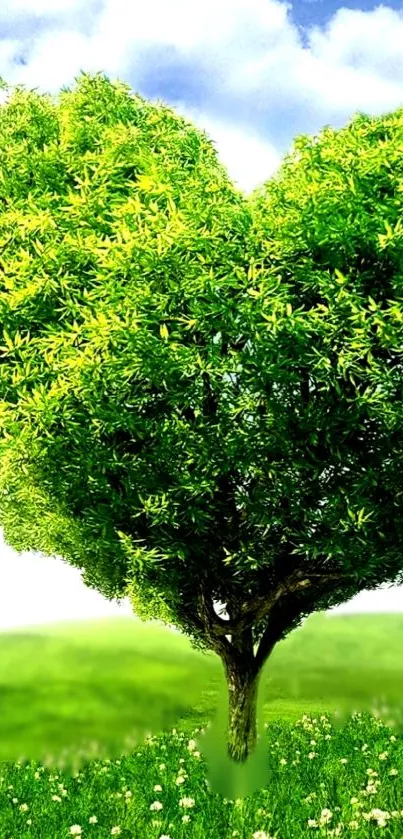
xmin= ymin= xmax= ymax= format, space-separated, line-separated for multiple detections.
xmin=334 ymin=269 xmax=347 ymax=285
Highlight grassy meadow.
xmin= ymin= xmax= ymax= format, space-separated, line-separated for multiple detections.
xmin=0 ymin=611 xmax=403 ymax=837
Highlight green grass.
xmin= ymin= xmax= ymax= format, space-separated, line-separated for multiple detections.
xmin=0 ymin=611 xmax=403 ymax=837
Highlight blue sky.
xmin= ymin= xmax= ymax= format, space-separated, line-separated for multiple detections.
xmin=0 ymin=0 xmax=402 ymax=628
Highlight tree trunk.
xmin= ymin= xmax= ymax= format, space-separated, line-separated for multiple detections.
xmin=219 ymin=594 xmax=304 ymax=766
xmin=226 ymin=663 xmax=260 ymax=762
xmin=195 ymin=583 xmax=310 ymax=795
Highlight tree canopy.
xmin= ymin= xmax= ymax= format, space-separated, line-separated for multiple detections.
xmin=1 ymin=71 xmax=403 ymax=795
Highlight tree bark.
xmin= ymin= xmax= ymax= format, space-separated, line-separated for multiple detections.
xmin=224 ymin=660 xmax=261 ymax=762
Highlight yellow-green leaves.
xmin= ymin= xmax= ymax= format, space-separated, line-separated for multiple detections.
xmin=182 ymin=318 xmax=198 ymax=330
xmin=136 ymin=174 xmax=155 ymax=193
xmin=160 ymin=323 xmax=169 ymax=341
xmin=0 ymin=329 xmax=31 ymax=356
xmin=222 ymin=546 xmax=237 ymax=566
xmin=0 ymin=330 xmax=14 ymax=353
xmin=341 ymin=506 xmax=374 ymax=533
xmin=334 ymin=268 xmax=348 ymax=285
xmin=377 ymin=217 xmax=403 ymax=250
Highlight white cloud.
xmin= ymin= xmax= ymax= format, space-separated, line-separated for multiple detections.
xmin=308 ymin=6 xmax=403 ymax=76
xmin=93 ymin=0 xmax=294 ymax=54
xmin=225 ymin=8 xmax=403 ymax=118
xmin=169 ymin=102 xmax=283 ymax=194
xmin=19 ymin=30 xmax=95 ymax=95
xmin=289 ymin=49 xmax=402 ymax=115
xmin=0 ymin=0 xmax=85 ymax=14
xmin=0 ymin=38 xmax=21 ymax=69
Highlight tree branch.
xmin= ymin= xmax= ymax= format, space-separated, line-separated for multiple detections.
xmin=252 ymin=571 xmax=355 ymax=672
xmin=190 ymin=563 xmax=357 ymax=646
xmin=196 ymin=576 xmax=234 ymax=659
xmin=253 ymin=594 xmax=307 ymax=672
xmin=224 ymin=569 xmax=358 ymax=636
xmin=184 ymin=550 xmax=359 ymax=669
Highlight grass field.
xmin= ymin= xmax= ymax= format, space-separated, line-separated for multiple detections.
xmin=0 ymin=611 xmax=403 ymax=837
